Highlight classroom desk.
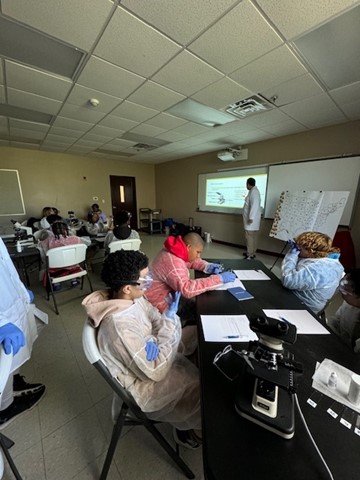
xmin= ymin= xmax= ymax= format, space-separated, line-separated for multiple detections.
xmin=197 ymin=259 xmax=360 ymax=480
xmin=6 ymin=243 xmax=40 ymax=287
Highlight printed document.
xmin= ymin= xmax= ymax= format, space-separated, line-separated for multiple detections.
xmin=201 ymin=315 xmax=258 ymax=342
xmin=263 ymin=309 xmax=329 ymax=334
xmin=233 ymin=269 xmax=270 ymax=280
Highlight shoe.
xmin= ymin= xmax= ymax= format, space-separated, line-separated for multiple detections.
xmin=13 ymin=374 xmax=44 ymax=397
xmin=0 ymin=386 xmax=46 ymax=429
xmin=242 ymin=252 xmax=248 ymax=258
xmin=52 ymin=283 xmax=62 ymax=291
xmin=70 ymin=279 xmax=80 ymax=287
xmin=173 ymin=428 xmax=201 ymax=450
xmin=246 ymin=255 xmax=256 ymax=260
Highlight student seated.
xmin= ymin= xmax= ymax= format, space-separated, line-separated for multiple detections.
xmin=104 ymin=210 xmax=140 ymax=253
xmin=39 ymin=207 xmax=55 ymax=229
xmin=82 ymin=250 xmax=202 ymax=448
xmin=84 ymin=212 xmax=107 ymax=236
xmin=281 ymin=231 xmax=344 ymax=314
xmin=88 ymin=203 xmax=107 ymax=224
xmin=327 ymin=269 xmax=360 ymax=352
xmin=145 ymin=232 xmax=236 ymax=325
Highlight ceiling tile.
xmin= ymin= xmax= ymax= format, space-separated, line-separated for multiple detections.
xmin=88 ymin=124 xmax=124 ymax=139
xmin=155 ymin=130 xmax=187 ymax=142
xmin=340 ymin=99 xmax=360 ymax=120
xmin=52 ymin=116 xmax=93 ymax=132
xmin=130 ymin=124 xmax=166 ymax=137
xmin=7 ymin=88 xmax=62 ymax=115
xmin=5 ymin=60 xmax=72 ymax=101
xmin=126 ymin=81 xmax=185 ymax=111
xmin=280 ymin=93 xmax=347 ymax=127
xmin=77 ymin=56 xmax=145 ymax=99
xmin=49 ymin=126 xmax=84 ymax=138
xmin=153 ymin=51 xmax=223 ymax=96
xmin=259 ymin=119 xmax=307 ymax=136
xmin=122 ymin=0 xmax=239 ymax=45
xmin=58 ymin=103 xmax=106 ymax=123
xmin=244 ymin=109 xmax=291 ymax=128
xmin=192 ymin=77 xmax=253 ymax=109
xmin=294 ymin=5 xmax=360 ymax=90
xmin=106 ymin=138 xmax=137 ymax=148
xmin=257 ymin=0 xmax=360 ymax=39
xmin=99 ymin=115 xmax=138 ymax=131
xmin=40 ymin=144 xmax=67 ymax=151
xmin=189 ymin=0 xmax=283 ymax=74
xmin=111 ymin=101 xmax=158 ymax=122
xmin=0 ymin=85 xmax=5 ymax=103
xmin=0 ymin=62 xmax=4 ymax=83
xmin=329 ymin=81 xmax=360 ymax=104
xmin=0 ymin=116 xmax=8 ymax=135
xmin=262 ymin=74 xmax=324 ymax=107
xmin=230 ymin=45 xmax=307 ymax=93
xmin=145 ymin=113 xmax=187 ymax=130
xmin=45 ymin=133 xmax=76 ymax=145
xmin=9 ymin=127 xmax=47 ymax=140
xmin=94 ymin=7 xmax=181 ymax=77
xmin=170 ymin=122 xmax=209 ymax=136
xmin=74 ymin=138 xmax=104 ymax=147
xmin=2 ymin=0 xmax=114 ymax=51
xmin=66 ymin=85 xmax=122 ymax=113
xmin=11 ymin=141 xmax=39 ymax=149
xmin=9 ymin=118 xmax=50 ymax=133
xmin=78 ymin=133 xmax=112 ymax=144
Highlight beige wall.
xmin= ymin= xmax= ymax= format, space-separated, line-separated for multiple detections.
xmin=0 ymin=147 xmax=156 ymax=228
xmin=155 ymin=120 xmax=360 ymax=264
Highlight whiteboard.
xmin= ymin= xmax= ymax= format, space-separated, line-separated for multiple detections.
xmin=0 ymin=169 xmax=26 ymax=215
xmin=269 ymin=191 xmax=349 ymax=241
xmin=265 ymin=156 xmax=360 ymax=225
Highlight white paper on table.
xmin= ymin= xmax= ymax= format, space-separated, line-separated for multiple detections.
xmin=312 ymin=358 xmax=360 ymax=413
xmin=233 ymin=269 xmax=270 ymax=280
xmin=263 ymin=309 xmax=329 ymax=335
xmin=215 ymin=278 xmax=245 ymax=290
xmin=200 ymin=315 xmax=258 ymax=342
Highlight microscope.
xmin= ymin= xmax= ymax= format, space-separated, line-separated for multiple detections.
xmin=11 ymin=220 xmax=34 ymax=245
xmin=234 ymin=314 xmax=303 ymax=439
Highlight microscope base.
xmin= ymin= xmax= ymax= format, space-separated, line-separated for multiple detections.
xmin=235 ymin=375 xmax=295 ymax=439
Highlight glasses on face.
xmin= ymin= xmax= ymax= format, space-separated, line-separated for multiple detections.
xmin=128 ymin=274 xmax=153 ymax=291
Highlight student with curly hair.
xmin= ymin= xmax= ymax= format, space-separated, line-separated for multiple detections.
xmin=82 ymin=250 xmax=202 ymax=449
xmin=104 ymin=210 xmax=140 ymax=253
xmin=281 ymin=231 xmax=344 ymax=314
xmin=327 ymin=269 xmax=360 ymax=352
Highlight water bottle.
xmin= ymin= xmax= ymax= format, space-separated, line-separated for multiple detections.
xmin=16 ymin=240 xmax=22 ymax=252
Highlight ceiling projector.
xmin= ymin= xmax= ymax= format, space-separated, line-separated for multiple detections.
xmin=217 ymin=147 xmax=243 ymax=161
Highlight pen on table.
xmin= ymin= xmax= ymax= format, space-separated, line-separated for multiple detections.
xmin=223 ymin=335 xmax=240 ymax=339
xmin=279 ymin=316 xmax=291 ymax=324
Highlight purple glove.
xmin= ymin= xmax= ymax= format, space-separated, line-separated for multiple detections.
xmin=165 ymin=291 xmax=181 ymax=320
xmin=219 ymin=271 xmax=236 ymax=283
xmin=145 ymin=341 xmax=160 ymax=361
xmin=205 ymin=263 xmax=223 ymax=274
xmin=287 ymin=240 xmax=300 ymax=255
xmin=0 ymin=323 xmax=25 ymax=355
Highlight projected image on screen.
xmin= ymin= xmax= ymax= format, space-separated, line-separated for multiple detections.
xmin=198 ymin=168 xmax=268 ymax=215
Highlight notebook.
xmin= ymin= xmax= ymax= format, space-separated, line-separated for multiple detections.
xmin=228 ymin=286 xmax=254 ymax=301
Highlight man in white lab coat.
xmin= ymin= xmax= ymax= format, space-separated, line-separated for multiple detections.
xmin=242 ymin=177 xmax=261 ymax=259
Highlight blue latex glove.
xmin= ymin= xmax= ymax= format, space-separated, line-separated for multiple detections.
xmin=219 ymin=271 xmax=236 ymax=283
xmin=165 ymin=291 xmax=181 ymax=320
xmin=0 ymin=323 xmax=25 ymax=355
xmin=145 ymin=340 xmax=160 ymax=361
xmin=27 ymin=289 xmax=35 ymax=303
xmin=287 ymin=240 xmax=300 ymax=254
xmin=205 ymin=263 xmax=223 ymax=274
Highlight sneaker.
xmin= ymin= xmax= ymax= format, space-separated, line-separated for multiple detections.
xmin=13 ymin=374 xmax=44 ymax=397
xmin=173 ymin=428 xmax=201 ymax=450
xmin=242 ymin=252 xmax=249 ymax=258
xmin=0 ymin=386 xmax=46 ymax=429
xmin=247 ymin=255 xmax=256 ymax=260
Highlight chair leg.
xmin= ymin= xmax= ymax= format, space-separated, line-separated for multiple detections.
xmin=0 ymin=433 xmax=23 ymax=480
xmin=100 ymin=405 xmax=128 ymax=480
xmin=87 ymin=273 xmax=93 ymax=293
xmin=144 ymin=422 xmax=195 ymax=479
xmin=48 ymin=281 xmax=59 ymax=315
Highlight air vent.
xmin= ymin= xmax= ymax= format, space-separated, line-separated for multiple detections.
xmin=225 ymin=94 xmax=275 ymax=119
xmin=132 ymin=143 xmax=157 ymax=151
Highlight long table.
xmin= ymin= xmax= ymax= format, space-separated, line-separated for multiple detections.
xmin=197 ymin=259 xmax=360 ymax=480
xmin=6 ymin=242 xmax=40 ymax=287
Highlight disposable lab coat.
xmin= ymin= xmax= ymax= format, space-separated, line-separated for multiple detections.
xmin=243 ymin=186 xmax=261 ymax=231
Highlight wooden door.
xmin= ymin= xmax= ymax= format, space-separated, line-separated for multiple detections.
xmin=109 ymin=176 xmax=138 ymax=228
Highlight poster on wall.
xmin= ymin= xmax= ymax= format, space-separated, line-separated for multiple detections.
xmin=269 ymin=191 xmax=349 ymax=241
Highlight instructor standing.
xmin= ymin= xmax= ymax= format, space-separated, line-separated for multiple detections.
xmin=243 ymin=177 xmax=261 ymax=259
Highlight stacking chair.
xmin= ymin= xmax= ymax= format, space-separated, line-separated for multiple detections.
xmin=82 ymin=319 xmax=195 ymax=480
xmin=109 ymin=238 xmax=142 ymax=253
xmin=46 ymin=244 xmax=93 ymax=315
xmin=0 ymin=346 xmax=23 ymax=480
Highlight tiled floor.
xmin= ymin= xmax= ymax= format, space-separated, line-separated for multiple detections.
xmin=1 ymin=235 xmax=340 ymax=480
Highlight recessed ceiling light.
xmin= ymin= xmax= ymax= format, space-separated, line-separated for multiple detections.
xmin=166 ymin=99 xmax=236 ymax=127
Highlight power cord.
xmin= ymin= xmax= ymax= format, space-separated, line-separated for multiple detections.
xmin=295 ymin=393 xmax=334 ymax=480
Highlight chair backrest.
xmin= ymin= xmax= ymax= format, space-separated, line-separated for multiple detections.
xmin=109 ymin=238 xmax=142 ymax=253
xmin=82 ymin=319 xmax=146 ymax=419
xmin=46 ymin=243 xmax=87 ymax=268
